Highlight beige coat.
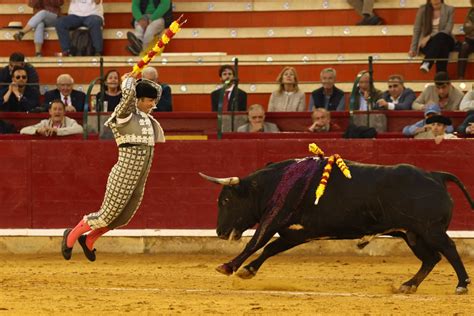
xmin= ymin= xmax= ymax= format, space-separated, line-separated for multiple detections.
xmin=20 ymin=117 xmax=83 ymax=136
xmin=267 ymin=90 xmax=306 ymax=112
xmin=412 ymin=85 xmax=464 ymax=111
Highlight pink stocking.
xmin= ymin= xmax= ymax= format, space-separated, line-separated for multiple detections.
xmin=66 ymin=219 xmax=92 ymax=248
xmin=85 ymin=227 xmax=110 ymax=250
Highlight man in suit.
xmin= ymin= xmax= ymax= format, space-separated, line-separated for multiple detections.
xmin=141 ymin=66 xmax=172 ymax=111
xmin=375 ymin=74 xmax=416 ymax=110
xmin=43 ymin=74 xmax=86 ymax=112
xmin=211 ymin=64 xmax=247 ymax=112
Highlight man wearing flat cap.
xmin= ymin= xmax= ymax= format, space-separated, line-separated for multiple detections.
xmin=403 ymin=103 xmax=454 ymax=137
xmin=416 ymin=114 xmax=458 ymax=143
xmin=61 ymin=73 xmax=165 ymax=262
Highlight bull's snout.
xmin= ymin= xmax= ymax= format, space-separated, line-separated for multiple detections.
xmin=216 ymin=229 xmax=241 ymax=241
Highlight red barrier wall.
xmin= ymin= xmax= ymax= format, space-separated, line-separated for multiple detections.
xmin=1 ymin=139 xmax=473 ymax=230
xmin=0 ymin=111 xmax=468 ymax=134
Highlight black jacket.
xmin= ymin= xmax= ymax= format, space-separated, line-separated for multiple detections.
xmin=154 ymin=83 xmax=172 ymax=112
xmin=0 ymin=85 xmax=40 ymax=112
xmin=43 ymin=89 xmax=86 ymax=112
xmin=211 ymin=87 xmax=247 ymax=112
xmin=0 ymin=63 xmax=40 ymax=93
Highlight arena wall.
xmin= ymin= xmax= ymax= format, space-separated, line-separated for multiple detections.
xmin=1 ymin=138 xmax=474 ymax=230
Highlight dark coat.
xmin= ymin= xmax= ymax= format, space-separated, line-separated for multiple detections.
xmin=311 ymin=86 xmax=345 ymax=111
xmin=0 ymin=63 xmax=40 ymax=93
xmin=375 ymin=88 xmax=416 ymax=110
xmin=211 ymin=87 xmax=247 ymax=112
xmin=0 ymin=85 xmax=40 ymax=112
xmin=154 ymin=83 xmax=172 ymax=112
xmin=43 ymin=89 xmax=86 ymax=112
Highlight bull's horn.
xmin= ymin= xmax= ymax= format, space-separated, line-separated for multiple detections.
xmin=199 ymin=172 xmax=240 ymax=185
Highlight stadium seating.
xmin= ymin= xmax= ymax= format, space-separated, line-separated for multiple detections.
xmin=0 ymin=0 xmax=472 ymax=112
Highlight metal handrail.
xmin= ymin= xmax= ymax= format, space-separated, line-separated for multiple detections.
xmin=82 ymin=57 xmax=104 ymax=139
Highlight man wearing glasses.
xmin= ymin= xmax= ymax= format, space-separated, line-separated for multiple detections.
xmin=0 ymin=52 xmax=39 ymax=94
xmin=375 ymin=74 xmax=416 ymax=110
xmin=237 ymin=104 xmax=279 ymax=133
xmin=0 ymin=66 xmax=39 ymax=112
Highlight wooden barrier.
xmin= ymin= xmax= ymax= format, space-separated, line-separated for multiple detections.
xmin=0 ymin=138 xmax=473 ymax=230
xmin=0 ymin=111 xmax=469 ymax=134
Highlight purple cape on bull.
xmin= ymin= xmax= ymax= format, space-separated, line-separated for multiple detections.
xmin=200 ymin=155 xmax=474 ymax=295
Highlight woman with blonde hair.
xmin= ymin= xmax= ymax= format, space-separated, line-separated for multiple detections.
xmin=267 ymin=66 xmax=306 ymax=112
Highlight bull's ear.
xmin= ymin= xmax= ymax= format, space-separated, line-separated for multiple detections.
xmin=199 ymin=172 xmax=240 ymax=186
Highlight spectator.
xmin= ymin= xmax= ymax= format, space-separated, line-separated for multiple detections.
xmin=20 ymin=99 xmax=83 ymax=136
xmin=237 ymin=104 xmax=279 ymax=133
xmin=96 ymin=70 xmax=121 ymax=112
xmin=347 ymin=0 xmax=383 ymax=25
xmin=211 ymin=65 xmax=247 ymax=112
xmin=409 ymin=0 xmax=455 ymax=73
xmin=350 ymin=70 xmax=383 ymax=111
xmin=0 ymin=52 xmax=39 ymax=92
xmin=44 ymin=74 xmax=86 ymax=112
xmin=126 ymin=0 xmax=173 ymax=56
xmin=268 ymin=66 xmax=306 ymax=112
xmin=412 ymin=71 xmax=463 ymax=111
xmin=456 ymin=111 xmax=474 ymax=135
xmin=309 ymin=67 xmax=345 ymax=111
xmin=141 ymin=66 xmax=172 ymax=111
xmin=55 ymin=0 xmax=104 ymax=56
xmin=13 ymin=0 xmax=64 ymax=57
xmin=375 ymin=74 xmax=416 ymax=110
xmin=458 ymin=0 xmax=474 ymax=79
xmin=308 ymin=108 xmax=340 ymax=132
xmin=419 ymin=114 xmax=458 ymax=143
xmin=0 ymin=66 xmax=39 ymax=112
xmin=402 ymin=103 xmax=453 ymax=137
xmin=460 ymin=90 xmax=474 ymax=112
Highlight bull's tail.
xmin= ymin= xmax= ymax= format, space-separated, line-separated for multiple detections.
xmin=431 ymin=171 xmax=474 ymax=210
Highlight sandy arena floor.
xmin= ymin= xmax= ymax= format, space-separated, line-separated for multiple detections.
xmin=0 ymin=253 xmax=473 ymax=315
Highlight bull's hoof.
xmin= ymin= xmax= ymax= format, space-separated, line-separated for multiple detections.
xmin=216 ymin=264 xmax=233 ymax=276
xmin=395 ymin=284 xmax=417 ymax=294
xmin=236 ymin=267 xmax=256 ymax=279
xmin=455 ymin=287 xmax=468 ymax=295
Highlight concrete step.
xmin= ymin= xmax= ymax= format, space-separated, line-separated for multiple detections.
xmin=2 ymin=52 xmax=472 ymax=84
xmin=0 ymin=24 xmax=466 ymax=57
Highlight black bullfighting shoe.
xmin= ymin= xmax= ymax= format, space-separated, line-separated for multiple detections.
xmin=78 ymin=235 xmax=96 ymax=262
xmin=61 ymin=228 xmax=73 ymax=260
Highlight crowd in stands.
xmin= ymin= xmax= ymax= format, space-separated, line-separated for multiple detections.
xmin=1 ymin=0 xmax=474 ymax=140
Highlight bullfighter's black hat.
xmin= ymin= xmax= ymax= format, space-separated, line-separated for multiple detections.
xmin=425 ymin=115 xmax=452 ymax=126
xmin=136 ymin=78 xmax=161 ymax=99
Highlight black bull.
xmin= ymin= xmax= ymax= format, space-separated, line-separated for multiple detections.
xmin=200 ymin=157 xmax=474 ymax=294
